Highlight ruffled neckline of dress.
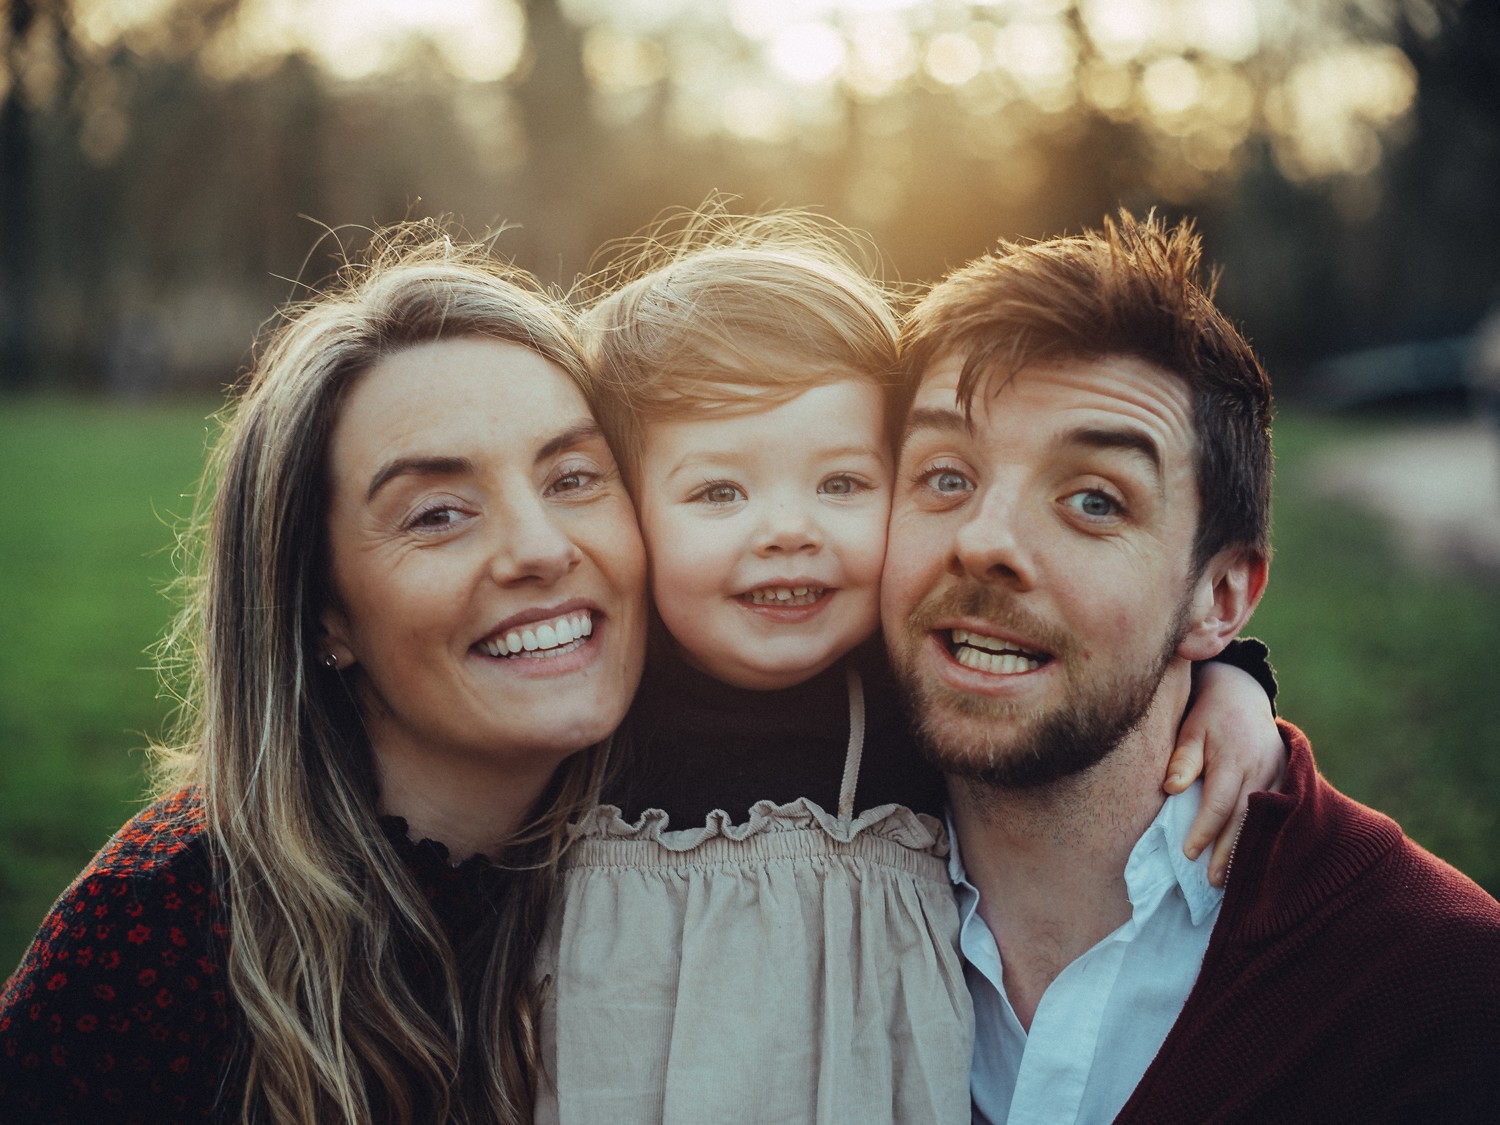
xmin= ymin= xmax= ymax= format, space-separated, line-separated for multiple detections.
xmin=376 ymin=815 xmax=512 ymax=927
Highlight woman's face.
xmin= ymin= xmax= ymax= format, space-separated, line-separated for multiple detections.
xmin=320 ymin=336 xmax=647 ymax=800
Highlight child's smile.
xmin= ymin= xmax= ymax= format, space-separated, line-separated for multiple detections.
xmin=637 ymin=380 xmax=892 ymax=690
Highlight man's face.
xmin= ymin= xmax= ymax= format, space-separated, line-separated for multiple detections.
xmin=881 ymin=351 xmax=1204 ymax=788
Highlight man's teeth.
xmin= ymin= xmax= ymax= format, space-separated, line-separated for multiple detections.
xmin=482 ymin=611 xmax=593 ymax=657
xmin=745 ymin=586 xmax=823 ymax=606
xmin=951 ymin=628 xmax=1042 ymax=674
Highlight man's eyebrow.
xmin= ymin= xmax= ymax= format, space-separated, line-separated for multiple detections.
xmin=367 ymin=456 xmax=473 ymax=502
xmin=1066 ymin=426 xmax=1164 ymax=477
xmin=900 ymin=405 xmax=971 ymax=444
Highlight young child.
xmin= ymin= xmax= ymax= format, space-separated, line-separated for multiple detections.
xmin=535 ymin=213 xmax=1282 ymax=1124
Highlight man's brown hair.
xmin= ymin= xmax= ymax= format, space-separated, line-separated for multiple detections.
xmin=899 ymin=210 xmax=1273 ymax=570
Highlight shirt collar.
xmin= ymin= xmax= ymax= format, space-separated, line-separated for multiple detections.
xmin=1126 ymin=783 xmax=1223 ymax=926
xmin=947 ymin=783 xmax=1222 ymax=927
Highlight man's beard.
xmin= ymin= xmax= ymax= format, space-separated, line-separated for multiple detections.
xmin=892 ymin=583 xmax=1190 ymax=791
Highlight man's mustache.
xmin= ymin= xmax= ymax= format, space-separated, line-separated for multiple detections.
xmin=901 ymin=583 xmax=1074 ymax=662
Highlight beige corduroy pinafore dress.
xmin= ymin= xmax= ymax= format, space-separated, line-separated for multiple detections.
xmin=535 ymin=669 xmax=974 ymax=1124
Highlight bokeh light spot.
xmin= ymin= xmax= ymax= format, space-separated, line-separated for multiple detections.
xmin=1142 ymin=56 xmax=1201 ymax=117
xmin=769 ymin=22 xmax=846 ymax=86
xmin=925 ymin=32 xmax=984 ymax=86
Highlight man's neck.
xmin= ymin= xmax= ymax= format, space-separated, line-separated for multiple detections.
xmin=950 ymin=669 xmax=1191 ymax=1029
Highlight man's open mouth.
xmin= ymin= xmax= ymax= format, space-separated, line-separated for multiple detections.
xmin=947 ymin=628 xmax=1049 ymax=674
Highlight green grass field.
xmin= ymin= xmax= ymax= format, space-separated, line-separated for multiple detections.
xmin=2 ymin=396 xmax=1498 ymax=972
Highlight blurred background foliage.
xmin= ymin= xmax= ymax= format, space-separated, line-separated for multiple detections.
xmin=2 ymin=0 xmax=1499 ymax=966
xmin=4 ymin=0 xmax=1498 ymax=390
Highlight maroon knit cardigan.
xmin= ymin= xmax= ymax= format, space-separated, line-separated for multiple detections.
xmin=1115 ymin=722 xmax=1500 ymax=1123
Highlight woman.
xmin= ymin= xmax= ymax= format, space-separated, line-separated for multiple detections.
xmin=0 ymin=225 xmax=648 ymax=1124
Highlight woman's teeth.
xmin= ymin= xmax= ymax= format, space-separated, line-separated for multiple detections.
xmin=951 ymin=628 xmax=1043 ymax=674
xmin=744 ymin=586 xmax=823 ymax=606
xmin=483 ymin=611 xmax=593 ymax=657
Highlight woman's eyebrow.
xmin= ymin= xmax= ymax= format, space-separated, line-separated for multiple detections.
xmin=364 ymin=421 xmax=605 ymax=501
xmin=536 ymin=420 xmax=606 ymax=464
xmin=366 ymin=456 xmax=473 ymax=502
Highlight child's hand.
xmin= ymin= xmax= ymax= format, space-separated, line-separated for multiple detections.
xmin=1164 ymin=660 xmax=1286 ymax=887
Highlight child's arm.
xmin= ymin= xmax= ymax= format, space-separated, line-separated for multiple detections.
xmin=1164 ymin=641 xmax=1285 ymax=886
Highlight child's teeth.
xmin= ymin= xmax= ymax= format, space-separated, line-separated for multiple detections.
xmin=746 ymin=586 xmax=822 ymax=606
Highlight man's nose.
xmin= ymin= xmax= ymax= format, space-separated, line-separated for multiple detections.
xmin=949 ymin=486 xmax=1035 ymax=589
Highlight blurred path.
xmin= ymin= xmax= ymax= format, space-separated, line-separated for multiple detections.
xmin=1311 ymin=417 xmax=1500 ymax=577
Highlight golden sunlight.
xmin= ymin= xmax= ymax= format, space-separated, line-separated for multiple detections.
xmin=256 ymin=0 xmax=525 ymax=82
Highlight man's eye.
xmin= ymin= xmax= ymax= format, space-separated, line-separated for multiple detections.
xmin=921 ymin=468 xmax=973 ymax=494
xmin=1066 ymin=490 xmax=1119 ymax=518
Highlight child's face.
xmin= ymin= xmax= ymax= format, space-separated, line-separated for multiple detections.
xmin=636 ymin=379 xmax=891 ymax=691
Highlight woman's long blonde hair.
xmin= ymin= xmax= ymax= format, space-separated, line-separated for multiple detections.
xmin=155 ymin=223 xmax=611 ymax=1124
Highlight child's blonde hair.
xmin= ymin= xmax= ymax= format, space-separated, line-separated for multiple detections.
xmin=577 ymin=206 xmax=903 ymax=489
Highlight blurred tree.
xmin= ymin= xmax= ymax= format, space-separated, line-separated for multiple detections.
xmin=2 ymin=0 xmax=51 ymax=390
xmin=2 ymin=0 xmax=1495 ymax=392
xmin=509 ymin=0 xmax=599 ymax=281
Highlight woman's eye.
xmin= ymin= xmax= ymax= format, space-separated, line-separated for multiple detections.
xmin=550 ymin=470 xmax=596 ymax=495
xmin=408 ymin=505 xmax=465 ymax=530
xmin=547 ymin=460 xmax=610 ymax=497
xmin=1066 ymin=490 xmax=1120 ymax=518
xmin=693 ymin=482 xmax=745 ymax=505
xmin=819 ymin=474 xmax=864 ymax=496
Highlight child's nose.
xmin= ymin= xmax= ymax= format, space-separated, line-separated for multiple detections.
xmin=754 ymin=498 xmax=822 ymax=555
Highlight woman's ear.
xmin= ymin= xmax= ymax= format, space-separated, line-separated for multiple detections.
xmin=1176 ymin=549 xmax=1268 ymax=662
xmin=318 ymin=607 xmax=358 ymax=671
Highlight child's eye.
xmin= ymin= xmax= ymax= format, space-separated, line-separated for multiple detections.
xmin=819 ymin=473 xmax=867 ymax=497
xmin=690 ymin=481 xmax=745 ymax=505
xmin=1063 ymin=489 xmax=1122 ymax=519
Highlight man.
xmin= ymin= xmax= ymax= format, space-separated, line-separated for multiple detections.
xmin=882 ymin=211 xmax=1500 ymax=1122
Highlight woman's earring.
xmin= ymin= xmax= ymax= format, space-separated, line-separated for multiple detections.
xmin=323 ymin=652 xmax=339 ymax=669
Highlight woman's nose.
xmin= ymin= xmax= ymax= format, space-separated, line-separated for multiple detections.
xmin=490 ymin=496 xmax=582 ymax=584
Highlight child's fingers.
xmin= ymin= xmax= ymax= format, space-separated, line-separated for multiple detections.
xmin=1183 ymin=765 xmax=1242 ymax=863
xmin=1208 ymin=806 xmax=1248 ymax=887
xmin=1165 ymin=729 xmax=1205 ymax=795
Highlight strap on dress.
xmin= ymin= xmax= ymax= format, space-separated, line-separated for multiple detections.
xmin=837 ymin=666 xmax=866 ymax=821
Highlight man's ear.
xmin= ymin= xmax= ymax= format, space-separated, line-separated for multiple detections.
xmin=318 ymin=606 xmax=358 ymax=671
xmin=1176 ymin=548 xmax=1268 ymax=662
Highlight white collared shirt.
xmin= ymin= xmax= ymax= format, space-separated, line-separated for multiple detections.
xmin=951 ymin=784 xmax=1224 ymax=1125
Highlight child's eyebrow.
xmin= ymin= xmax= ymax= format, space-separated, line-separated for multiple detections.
xmin=659 ymin=441 xmax=887 ymax=479
xmin=814 ymin=441 xmax=890 ymax=462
